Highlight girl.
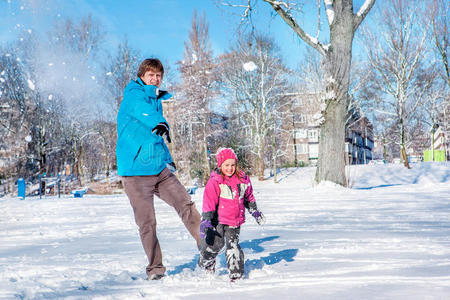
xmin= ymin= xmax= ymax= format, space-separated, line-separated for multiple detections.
xmin=198 ymin=147 xmax=264 ymax=281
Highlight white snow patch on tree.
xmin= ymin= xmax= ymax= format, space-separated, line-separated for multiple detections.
xmin=313 ymin=112 xmax=323 ymax=120
xmin=325 ymin=90 xmax=336 ymax=100
xmin=324 ymin=0 xmax=335 ymax=25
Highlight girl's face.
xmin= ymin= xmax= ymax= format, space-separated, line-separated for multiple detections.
xmin=220 ymin=159 xmax=236 ymax=177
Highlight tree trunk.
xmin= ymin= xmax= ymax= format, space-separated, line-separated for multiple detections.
xmin=315 ymin=4 xmax=354 ymax=186
xmin=202 ymin=132 xmax=210 ymax=186
xmin=257 ymin=152 xmax=265 ymax=181
xmin=315 ymin=99 xmax=347 ymax=185
xmin=292 ymin=115 xmax=298 ymax=166
xmin=272 ymin=134 xmax=277 ymax=183
xmin=400 ymin=123 xmax=410 ymax=168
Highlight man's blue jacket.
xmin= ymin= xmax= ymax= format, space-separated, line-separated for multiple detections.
xmin=116 ymin=78 xmax=173 ymax=176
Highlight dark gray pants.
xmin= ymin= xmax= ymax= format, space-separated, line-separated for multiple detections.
xmin=122 ymin=168 xmax=201 ymax=277
xmin=198 ymin=224 xmax=244 ymax=279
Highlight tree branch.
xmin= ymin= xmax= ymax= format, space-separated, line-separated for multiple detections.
xmin=353 ymin=0 xmax=376 ymax=32
xmin=323 ymin=0 xmax=335 ymax=26
xmin=263 ymin=0 xmax=328 ymax=56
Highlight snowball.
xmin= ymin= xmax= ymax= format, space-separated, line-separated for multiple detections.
xmin=243 ymin=61 xmax=257 ymax=71
xmin=48 ymin=94 xmax=53 ymax=100
xmin=25 ymin=135 xmax=32 ymax=142
xmin=106 ymin=72 xmax=112 ymax=76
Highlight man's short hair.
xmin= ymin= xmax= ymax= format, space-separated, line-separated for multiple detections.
xmin=137 ymin=58 xmax=164 ymax=78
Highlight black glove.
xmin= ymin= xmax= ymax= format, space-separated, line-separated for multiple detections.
xmin=152 ymin=122 xmax=171 ymax=143
xmin=167 ymin=162 xmax=177 ymax=173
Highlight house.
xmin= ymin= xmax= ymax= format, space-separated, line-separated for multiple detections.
xmin=435 ymin=101 xmax=449 ymax=160
xmin=345 ymin=116 xmax=374 ymax=165
xmin=284 ymin=94 xmax=374 ymax=166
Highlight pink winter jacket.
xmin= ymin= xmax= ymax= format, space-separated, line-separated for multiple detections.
xmin=202 ymin=170 xmax=256 ymax=227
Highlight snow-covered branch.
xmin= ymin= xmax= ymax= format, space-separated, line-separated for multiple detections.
xmin=220 ymin=0 xmax=252 ymax=19
xmin=323 ymin=0 xmax=335 ymax=26
xmin=263 ymin=0 xmax=328 ymax=56
xmin=353 ymin=0 xmax=376 ymax=32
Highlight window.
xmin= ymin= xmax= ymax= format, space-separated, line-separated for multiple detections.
xmin=308 ymin=129 xmax=319 ymax=142
xmin=295 ymin=143 xmax=308 ymax=154
xmin=294 ymin=129 xmax=307 ymax=139
xmin=309 ymin=144 xmax=319 ymax=158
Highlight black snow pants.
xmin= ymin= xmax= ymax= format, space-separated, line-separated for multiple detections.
xmin=198 ymin=224 xmax=244 ymax=279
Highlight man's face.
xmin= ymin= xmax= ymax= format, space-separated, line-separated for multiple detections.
xmin=140 ymin=70 xmax=162 ymax=87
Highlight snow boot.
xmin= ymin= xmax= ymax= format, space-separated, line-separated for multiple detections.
xmin=147 ymin=273 xmax=165 ymax=280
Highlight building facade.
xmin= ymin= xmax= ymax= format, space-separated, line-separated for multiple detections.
xmin=284 ymin=94 xmax=374 ymax=166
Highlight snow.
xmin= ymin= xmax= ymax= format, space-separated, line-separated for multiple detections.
xmin=357 ymin=0 xmax=373 ymax=18
xmin=243 ymin=61 xmax=257 ymax=72
xmin=1 ymin=162 xmax=449 ymax=299
xmin=324 ymin=0 xmax=335 ymax=25
xmin=27 ymin=79 xmax=35 ymax=91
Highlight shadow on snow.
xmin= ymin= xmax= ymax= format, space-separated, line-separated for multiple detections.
xmin=355 ymin=183 xmax=402 ymax=190
xmin=168 ymin=235 xmax=298 ymax=278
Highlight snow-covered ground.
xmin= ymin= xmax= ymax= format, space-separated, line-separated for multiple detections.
xmin=1 ymin=162 xmax=449 ymax=300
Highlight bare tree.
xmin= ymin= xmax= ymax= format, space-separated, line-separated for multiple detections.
xmin=52 ymin=14 xmax=104 ymax=60
xmin=48 ymin=15 xmax=106 ymax=185
xmin=363 ymin=0 xmax=437 ymax=168
xmin=175 ymin=11 xmax=218 ymax=185
xmin=219 ymin=34 xmax=291 ymax=180
xmin=222 ymin=0 xmax=376 ymax=186
xmin=427 ymin=0 xmax=449 ymax=87
xmin=104 ymin=39 xmax=141 ymax=112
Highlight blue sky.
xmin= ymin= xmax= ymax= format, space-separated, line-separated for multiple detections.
xmin=0 ymin=0 xmax=371 ymax=69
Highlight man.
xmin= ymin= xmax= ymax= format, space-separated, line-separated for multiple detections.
xmin=116 ymin=58 xmax=201 ymax=280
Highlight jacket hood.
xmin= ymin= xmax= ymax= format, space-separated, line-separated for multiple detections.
xmin=125 ymin=79 xmax=172 ymax=101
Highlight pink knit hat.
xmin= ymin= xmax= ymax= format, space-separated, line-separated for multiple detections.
xmin=215 ymin=147 xmax=238 ymax=167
